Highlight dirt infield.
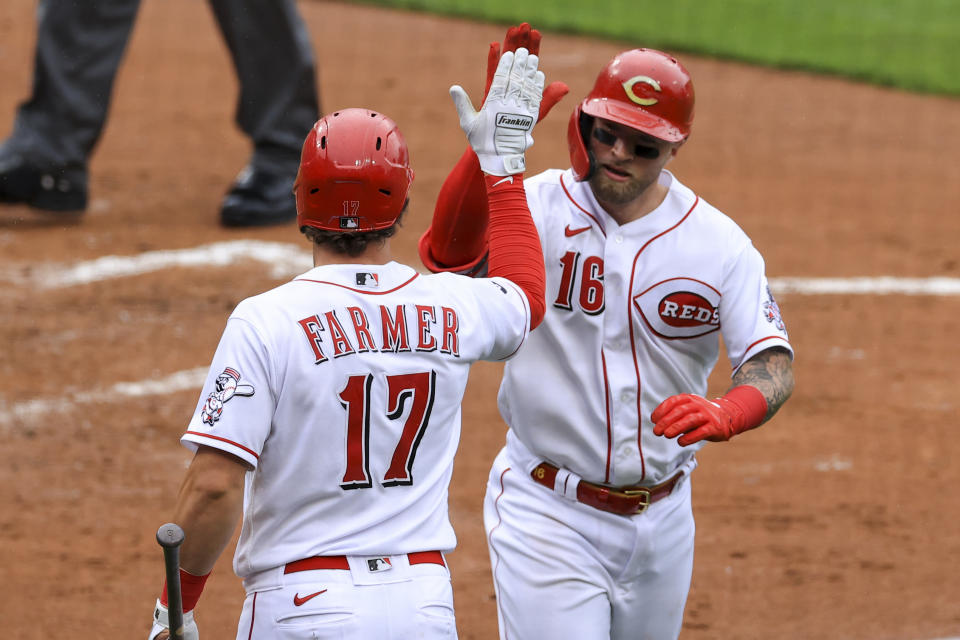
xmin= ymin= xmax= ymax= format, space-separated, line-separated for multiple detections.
xmin=2 ymin=1 xmax=959 ymax=638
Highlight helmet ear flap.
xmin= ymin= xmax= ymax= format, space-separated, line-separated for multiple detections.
xmin=567 ymin=105 xmax=597 ymax=182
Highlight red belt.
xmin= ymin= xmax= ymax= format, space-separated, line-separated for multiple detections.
xmin=284 ymin=550 xmax=445 ymax=574
xmin=531 ymin=462 xmax=681 ymax=516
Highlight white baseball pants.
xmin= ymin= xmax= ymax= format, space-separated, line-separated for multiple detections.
xmin=235 ymin=554 xmax=457 ymax=639
xmin=484 ymin=446 xmax=695 ymax=640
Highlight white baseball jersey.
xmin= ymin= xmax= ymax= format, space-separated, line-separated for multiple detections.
xmin=181 ymin=261 xmax=531 ymax=578
xmin=499 ymin=168 xmax=792 ymax=486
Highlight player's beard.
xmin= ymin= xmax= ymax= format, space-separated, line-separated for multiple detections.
xmin=588 ymin=167 xmax=652 ymax=206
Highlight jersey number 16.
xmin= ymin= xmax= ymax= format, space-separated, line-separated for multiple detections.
xmin=555 ymin=251 xmax=604 ymax=315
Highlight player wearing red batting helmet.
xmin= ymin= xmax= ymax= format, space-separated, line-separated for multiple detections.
xmin=568 ymin=48 xmax=695 ymax=181
xmin=146 ymin=46 xmax=550 ymax=640
xmin=295 ymin=108 xmax=415 ymax=232
xmin=419 ymin=27 xmax=793 ymax=640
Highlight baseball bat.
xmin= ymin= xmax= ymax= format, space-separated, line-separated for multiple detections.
xmin=156 ymin=523 xmax=185 ymax=639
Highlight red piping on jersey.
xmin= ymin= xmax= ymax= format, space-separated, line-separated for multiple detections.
xmin=560 ymin=174 xmax=606 ymax=237
xmin=627 ymin=195 xmax=699 ymax=481
xmin=600 ymin=348 xmax=613 ymax=484
xmin=489 ymin=466 xmax=510 ymax=638
xmin=184 ymin=431 xmax=260 ymax=460
xmin=497 ymin=279 xmax=532 ymax=360
xmin=246 ymin=591 xmax=257 ymax=640
xmin=734 ymin=336 xmax=792 ymax=370
xmin=294 ymin=272 xmax=420 ymax=294
xmin=637 ymin=275 xmax=721 ymax=297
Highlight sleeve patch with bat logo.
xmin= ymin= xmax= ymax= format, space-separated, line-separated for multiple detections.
xmin=200 ymin=367 xmax=256 ymax=426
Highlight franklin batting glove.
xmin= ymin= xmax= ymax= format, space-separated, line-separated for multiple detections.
xmin=450 ymin=48 xmax=544 ymax=176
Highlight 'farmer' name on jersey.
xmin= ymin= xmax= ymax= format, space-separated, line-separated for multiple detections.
xmin=297 ymin=304 xmax=460 ymax=364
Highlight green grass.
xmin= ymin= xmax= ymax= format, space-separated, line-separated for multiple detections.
xmin=350 ymin=0 xmax=960 ymax=96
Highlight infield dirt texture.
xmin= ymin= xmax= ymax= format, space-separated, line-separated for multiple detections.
xmin=1 ymin=1 xmax=959 ymax=638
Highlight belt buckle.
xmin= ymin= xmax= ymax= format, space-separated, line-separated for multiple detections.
xmin=621 ymin=487 xmax=651 ymax=514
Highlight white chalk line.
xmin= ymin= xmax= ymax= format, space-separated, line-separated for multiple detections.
xmin=0 ymin=370 xmax=859 ymax=477
xmin=1 ymin=240 xmax=960 ymax=295
xmin=0 ymin=367 xmax=207 ymax=430
xmin=0 ymin=240 xmax=313 ymax=289
xmin=2 ymin=233 xmax=957 ymax=632
xmin=2 ymin=240 xmax=960 ymax=430
xmin=772 ymin=276 xmax=960 ymax=296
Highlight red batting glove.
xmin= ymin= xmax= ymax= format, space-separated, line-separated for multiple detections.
xmin=539 ymin=81 xmax=570 ymax=123
xmin=484 ymin=23 xmax=540 ymax=97
xmin=483 ymin=23 xmax=569 ymax=122
xmin=651 ymin=386 xmax=768 ymax=447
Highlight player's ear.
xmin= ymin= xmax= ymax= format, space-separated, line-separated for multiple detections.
xmin=666 ymin=138 xmax=685 ymax=161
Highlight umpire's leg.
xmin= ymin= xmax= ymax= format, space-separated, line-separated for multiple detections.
xmin=1 ymin=0 xmax=141 ymax=210
xmin=7 ymin=0 xmax=142 ymax=165
xmin=207 ymin=0 xmax=320 ymax=226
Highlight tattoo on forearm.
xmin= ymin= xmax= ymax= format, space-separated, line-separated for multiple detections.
xmin=731 ymin=347 xmax=795 ymax=422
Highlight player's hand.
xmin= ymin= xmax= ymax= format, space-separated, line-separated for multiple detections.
xmin=450 ymin=47 xmax=544 ymax=176
xmin=483 ymin=23 xmax=569 ymax=123
xmin=149 ymin=599 xmax=199 ymax=640
xmin=651 ymin=394 xmax=742 ymax=446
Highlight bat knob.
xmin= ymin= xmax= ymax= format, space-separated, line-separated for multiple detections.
xmin=157 ymin=522 xmax=185 ymax=548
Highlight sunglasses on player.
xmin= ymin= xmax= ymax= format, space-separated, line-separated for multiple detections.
xmin=591 ymin=125 xmax=661 ymax=159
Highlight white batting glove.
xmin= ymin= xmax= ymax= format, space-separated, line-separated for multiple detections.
xmin=149 ymin=599 xmax=199 ymax=640
xmin=450 ymin=47 xmax=545 ymax=175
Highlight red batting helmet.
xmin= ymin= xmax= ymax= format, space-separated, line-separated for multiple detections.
xmin=295 ymin=108 xmax=415 ymax=232
xmin=568 ymin=48 xmax=695 ymax=180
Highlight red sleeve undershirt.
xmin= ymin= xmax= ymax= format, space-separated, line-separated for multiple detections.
xmin=418 ymin=146 xmax=489 ymax=275
xmin=482 ymin=173 xmax=545 ymax=329
xmin=417 ymin=147 xmax=544 ymax=328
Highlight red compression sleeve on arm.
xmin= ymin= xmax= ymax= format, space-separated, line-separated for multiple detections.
xmin=716 ymin=385 xmax=768 ymax=435
xmin=484 ymin=174 xmax=545 ymax=329
xmin=161 ymin=569 xmax=210 ymax=613
xmin=418 ymin=147 xmax=490 ymax=273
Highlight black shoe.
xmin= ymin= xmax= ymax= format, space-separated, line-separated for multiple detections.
xmin=219 ymin=165 xmax=298 ymax=227
xmin=0 ymin=153 xmax=88 ymax=212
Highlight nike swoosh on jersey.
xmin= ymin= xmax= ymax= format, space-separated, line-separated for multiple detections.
xmin=564 ymin=225 xmax=591 ymax=237
xmin=492 ymin=176 xmax=515 ymax=187
xmin=293 ymin=589 xmax=328 ymax=606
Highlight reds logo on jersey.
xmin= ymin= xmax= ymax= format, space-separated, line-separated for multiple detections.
xmin=200 ymin=367 xmax=255 ymax=425
xmin=633 ymin=278 xmax=720 ymax=339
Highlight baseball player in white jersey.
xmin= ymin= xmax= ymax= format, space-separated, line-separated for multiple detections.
xmin=419 ymin=27 xmax=795 ymax=640
xmin=147 ymin=46 xmax=549 ymax=640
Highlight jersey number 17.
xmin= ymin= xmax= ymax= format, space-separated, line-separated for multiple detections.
xmin=338 ymin=370 xmax=436 ymax=490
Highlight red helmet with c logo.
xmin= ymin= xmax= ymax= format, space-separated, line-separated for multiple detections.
xmin=295 ymin=108 xmax=415 ymax=232
xmin=568 ymin=48 xmax=695 ymax=180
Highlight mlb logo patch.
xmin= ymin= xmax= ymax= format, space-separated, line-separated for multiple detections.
xmin=339 ymin=217 xmax=360 ymax=229
xmin=356 ymin=272 xmax=379 ymax=287
xmin=366 ymin=557 xmax=393 ymax=573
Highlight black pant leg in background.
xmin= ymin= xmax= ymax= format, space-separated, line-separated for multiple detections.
xmin=7 ymin=0 xmax=142 ymax=168
xmin=6 ymin=0 xmax=321 ymax=178
xmin=207 ymin=0 xmax=321 ymax=177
